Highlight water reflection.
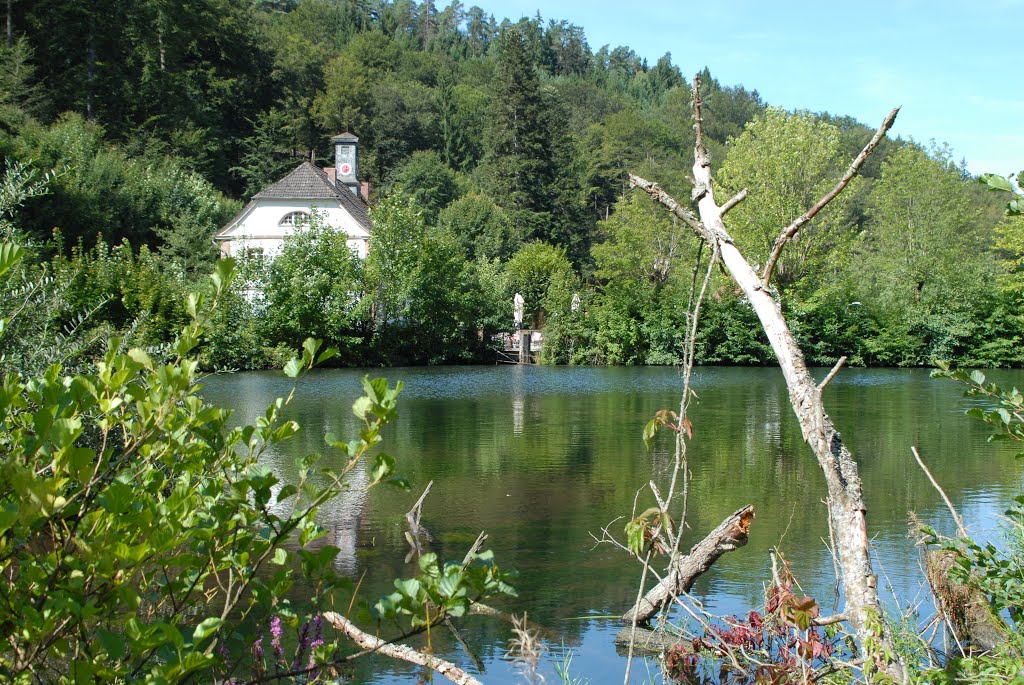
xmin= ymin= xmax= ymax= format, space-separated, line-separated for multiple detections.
xmin=200 ymin=365 xmax=1024 ymax=685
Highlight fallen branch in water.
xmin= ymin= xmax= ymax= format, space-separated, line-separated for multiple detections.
xmin=323 ymin=611 xmax=483 ymax=685
xmin=622 ymin=504 xmax=755 ymax=625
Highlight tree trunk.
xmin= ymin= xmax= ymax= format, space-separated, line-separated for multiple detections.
xmin=628 ymin=76 xmax=905 ymax=680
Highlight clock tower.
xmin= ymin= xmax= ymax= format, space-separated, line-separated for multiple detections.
xmin=331 ymin=132 xmax=360 ymax=197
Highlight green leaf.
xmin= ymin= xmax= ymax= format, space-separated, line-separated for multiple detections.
xmin=302 ymin=338 xmax=321 ymax=361
xmin=317 ymin=347 xmax=339 ymax=365
xmin=438 ymin=571 xmax=462 ymax=598
xmin=396 ymin=577 xmax=421 ymax=599
xmin=370 ymin=453 xmax=395 ymax=484
xmin=283 ymin=357 xmax=302 ymax=378
xmin=980 ymin=173 xmax=1014 ymax=193
xmin=352 ymin=396 xmax=373 ymax=419
xmin=418 ymin=553 xmax=439 ymax=575
xmin=210 ymin=258 xmax=236 ymax=295
xmin=642 ymin=418 xmax=658 ymax=449
xmin=192 ymin=617 xmax=224 ymax=643
xmin=0 ymin=243 xmax=25 ymax=280
xmin=97 ymin=629 xmax=126 ymax=660
xmin=128 ymin=348 xmax=154 ymax=370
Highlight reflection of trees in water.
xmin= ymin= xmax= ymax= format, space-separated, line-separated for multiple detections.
xmin=202 ymin=367 xmax=1024 ymax=677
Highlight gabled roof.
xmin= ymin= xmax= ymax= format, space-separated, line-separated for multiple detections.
xmin=218 ymin=161 xmax=371 ymax=237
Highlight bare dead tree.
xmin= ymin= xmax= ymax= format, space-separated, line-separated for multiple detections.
xmin=630 ymin=74 xmax=904 ymax=680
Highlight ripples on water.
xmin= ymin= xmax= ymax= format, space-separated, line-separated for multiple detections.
xmin=201 ymin=365 xmax=1024 ymax=684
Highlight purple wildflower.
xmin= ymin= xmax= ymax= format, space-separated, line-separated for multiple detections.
xmin=270 ymin=615 xmax=285 ymax=662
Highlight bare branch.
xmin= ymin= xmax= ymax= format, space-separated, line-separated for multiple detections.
xmin=405 ymin=480 xmax=433 ymax=527
xmin=693 ymin=74 xmax=709 ymax=166
xmin=628 ymin=174 xmax=708 ymax=240
xmin=761 ymin=107 xmax=900 ymax=287
xmin=323 ymin=612 xmax=483 ymax=685
xmin=911 ymin=447 xmax=967 ymax=538
xmin=720 ymin=188 xmax=748 ymax=216
xmin=818 ymin=356 xmax=848 ymax=391
xmin=461 ymin=531 xmax=488 ymax=569
xmin=404 ymin=480 xmax=434 ymax=561
xmin=812 ymin=613 xmax=849 ymax=626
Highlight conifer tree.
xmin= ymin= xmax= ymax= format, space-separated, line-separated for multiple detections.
xmin=481 ymin=26 xmax=589 ymax=262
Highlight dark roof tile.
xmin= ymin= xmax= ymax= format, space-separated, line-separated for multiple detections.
xmin=219 ymin=161 xmax=371 ymax=235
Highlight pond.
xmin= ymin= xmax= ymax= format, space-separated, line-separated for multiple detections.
xmin=200 ymin=365 xmax=1024 ymax=684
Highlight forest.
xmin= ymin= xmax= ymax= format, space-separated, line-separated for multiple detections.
xmin=2 ymin=0 xmax=1023 ymax=370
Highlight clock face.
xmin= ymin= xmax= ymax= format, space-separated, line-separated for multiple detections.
xmin=340 ymin=163 xmax=352 ymax=176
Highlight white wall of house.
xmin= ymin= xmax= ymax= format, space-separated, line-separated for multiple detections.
xmin=219 ymin=198 xmax=370 ymax=259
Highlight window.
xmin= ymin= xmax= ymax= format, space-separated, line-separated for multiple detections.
xmin=278 ymin=211 xmax=311 ymax=227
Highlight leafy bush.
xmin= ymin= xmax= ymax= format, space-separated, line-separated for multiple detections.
xmin=0 ymin=254 xmax=516 ymax=682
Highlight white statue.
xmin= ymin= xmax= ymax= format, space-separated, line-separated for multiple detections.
xmin=513 ymin=292 xmax=525 ymax=329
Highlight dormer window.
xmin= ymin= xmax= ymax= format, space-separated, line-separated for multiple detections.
xmin=279 ymin=211 xmax=310 ymax=227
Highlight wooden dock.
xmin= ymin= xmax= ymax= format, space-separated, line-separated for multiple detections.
xmin=496 ymin=329 xmax=543 ymax=364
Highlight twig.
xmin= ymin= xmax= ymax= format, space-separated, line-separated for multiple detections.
xmin=461 ymin=531 xmax=488 ymax=569
xmin=812 ymin=613 xmax=849 ymax=626
xmin=720 ymin=188 xmax=748 ymax=215
xmin=911 ymin=447 xmax=967 ymax=538
xmin=622 ymin=505 xmax=755 ymax=625
xmin=404 ymin=480 xmax=434 ymax=561
xmin=818 ymin=356 xmax=847 ymax=391
xmin=406 ymin=480 xmax=433 ymax=528
xmin=769 ymin=547 xmax=782 ymax=589
xmin=323 ymin=612 xmax=483 ymax=685
xmin=444 ymin=616 xmax=485 ymax=673
xmin=761 ymin=107 xmax=900 ymax=287
xmin=623 ymin=549 xmax=653 ymax=685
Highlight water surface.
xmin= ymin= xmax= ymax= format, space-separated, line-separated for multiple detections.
xmin=201 ymin=365 xmax=1024 ymax=683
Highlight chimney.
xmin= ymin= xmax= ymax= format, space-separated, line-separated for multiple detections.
xmin=330 ymin=132 xmax=360 ymax=197
xmin=360 ymin=180 xmax=370 ymax=202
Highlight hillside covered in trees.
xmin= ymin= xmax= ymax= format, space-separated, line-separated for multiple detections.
xmin=1 ymin=0 xmax=1021 ymax=368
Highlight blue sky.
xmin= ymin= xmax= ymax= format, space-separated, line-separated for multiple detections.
xmin=468 ymin=0 xmax=1023 ymax=176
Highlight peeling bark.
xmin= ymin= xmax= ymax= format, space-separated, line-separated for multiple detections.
xmin=622 ymin=505 xmax=754 ymax=625
xmin=925 ymin=550 xmax=1010 ymax=653
xmin=629 ymin=75 xmax=905 ymax=680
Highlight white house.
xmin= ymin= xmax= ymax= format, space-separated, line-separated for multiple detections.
xmin=216 ymin=133 xmax=372 ymax=258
